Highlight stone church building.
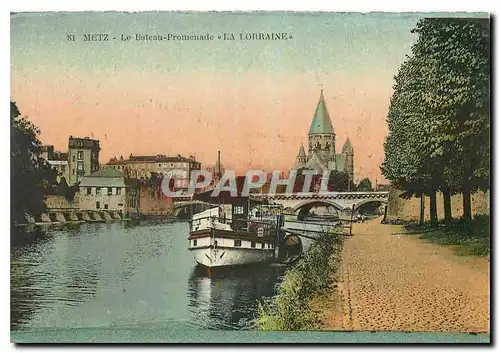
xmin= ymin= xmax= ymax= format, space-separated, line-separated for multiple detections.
xmin=293 ymin=90 xmax=354 ymax=182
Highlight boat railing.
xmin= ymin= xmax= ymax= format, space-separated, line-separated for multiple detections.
xmin=190 ymin=215 xmax=278 ymax=237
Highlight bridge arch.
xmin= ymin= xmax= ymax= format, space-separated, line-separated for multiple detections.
xmin=172 ymin=201 xmax=215 ymax=217
xmin=352 ymin=199 xmax=388 ymax=213
xmin=292 ymin=199 xmax=345 ymax=212
xmin=292 ymin=199 xmax=344 ymax=220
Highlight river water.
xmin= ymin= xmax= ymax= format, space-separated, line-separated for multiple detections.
xmin=10 ymin=220 xmax=287 ymax=332
xmin=10 ymin=219 xmax=490 ymax=343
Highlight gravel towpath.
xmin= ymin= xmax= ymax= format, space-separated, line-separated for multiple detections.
xmin=320 ymin=218 xmax=490 ymax=333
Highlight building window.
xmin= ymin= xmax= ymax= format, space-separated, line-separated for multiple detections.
xmin=96 ymin=187 xmax=101 ymax=195
xmin=234 ymin=239 xmax=242 ymax=247
xmin=61 ymin=165 xmax=66 ymax=172
xmin=116 ymin=187 xmax=121 ymax=195
xmin=251 ymin=241 xmax=256 ymax=248
xmin=72 ymin=155 xmax=75 ymax=162
xmin=77 ymin=151 xmax=83 ymax=160
xmin=73 ymin=169 xmax=75 ymax=175
xmin=86 ymin=187 xmax=92 ymax=195
xmin=107 ymin=187 xmax=112 ymax=196
xmin=104 ymin=204 xmax=108 ymax=210
xmin=234 ymin=205 xmax=244 ymax=215
xmin=77 ymin=162 xmax=83 ymax=171
xmin=96 ymin=201 xmax=100 ymax=209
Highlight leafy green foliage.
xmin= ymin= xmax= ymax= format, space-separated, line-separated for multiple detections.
xmin=405 ymin=214 xmax=490 ymax=257
xmin=356 ymin=177 xmax=373 ymax=192
xmin=382 ymin=18 xmax=490 ymax=219
xmin=55 ymin=177 xmax=79 ymax=201
xmin=11 ymin=102 xmax=58 ymax=224
xmin=327 ymin=170 xmax=352 ymax=191
xmin=255 ymin=233 xmax=343 ymax=330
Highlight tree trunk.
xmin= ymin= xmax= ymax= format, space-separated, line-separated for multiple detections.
xmin=462 ymin=189 xmax=472 ymax=220
xmin=442 ymin=188 xmax=452 ymax=227
xmin=419 ymin=193 xmax=425 ymax=225
xmin=429 ymin=191 xmax=438 ymax=226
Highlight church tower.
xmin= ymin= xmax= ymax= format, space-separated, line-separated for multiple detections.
xmin=307 ymin=90 xmax=336 ymax=167
xmin=294 ymin=144 xmax=307 ymax=169
xmin=341 ymin=137 xmax=354 ymax=183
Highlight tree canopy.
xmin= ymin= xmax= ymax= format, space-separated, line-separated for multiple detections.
xmin=382 ymin=18 xmax=490 ymax=219
xmin=356 ymin=178 xmax=373 ymax=192
xmin=11 ymin=101 xmax=57 ymax=224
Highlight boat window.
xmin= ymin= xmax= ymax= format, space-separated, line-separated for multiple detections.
xmin=234 ymin=205 xmax=244 ymax=215
xmin=234 ymin=239 xmax=242 ymax=247
xmin=251 ymin=241 xmax=256 ymax=248
xmin=193 ymin=239 xmax=197 ymax=247
xmin=261 ymin=243 xmax=265 ymax=249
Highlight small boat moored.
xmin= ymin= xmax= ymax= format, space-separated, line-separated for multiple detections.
xmin=188 ymin=189 xmax=283 ymax=268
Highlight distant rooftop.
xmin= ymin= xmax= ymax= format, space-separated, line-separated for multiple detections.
xmin=86 ymin=167 xmax=124 ymax=178
xmin=41 ymin=145 xmax=68 ymax=161
xmin=69 ymin=136 xmax=100 ymax=150
xmin=79 ymin=167 xmax=126 ymax=187
xmin=107 ymin=154 xmax=198 ymax=165
xmin=51 ymin=152 xmax=68 ymax=161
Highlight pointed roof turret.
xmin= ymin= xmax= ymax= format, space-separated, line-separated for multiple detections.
xmin=294 ymin=144 xmax=307 ymax=169
xmin=342 ymin=137 xmax=353 ymax=154
xmin=308 ymin=89 xmax=334 ymax=135
xmin=298 ymin=144 xmax=306 ymax=158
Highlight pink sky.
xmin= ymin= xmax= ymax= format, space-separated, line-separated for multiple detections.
xmin=11 ymin=70 xmax=392 ymax=184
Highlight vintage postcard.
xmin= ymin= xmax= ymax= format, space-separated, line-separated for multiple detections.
xmin=10 ymin=11 xmax=490 ymax=344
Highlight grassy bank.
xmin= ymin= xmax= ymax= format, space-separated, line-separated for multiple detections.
xmin=405 ymin=214 xmax=490 ymax=257
xmin=255 ymin=233 xmax=343 ymax=330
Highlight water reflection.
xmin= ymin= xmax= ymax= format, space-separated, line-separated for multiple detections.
xmin=11 ymin=220 xmax=286 ymax=332
xmin=187 ymin=264 xmax=286 ymax=330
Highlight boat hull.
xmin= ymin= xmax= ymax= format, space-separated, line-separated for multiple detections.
xmin=188 ymin=220 xmax=278 ymax=268
xmin=190 ymin=246 xmax=275 ymax=268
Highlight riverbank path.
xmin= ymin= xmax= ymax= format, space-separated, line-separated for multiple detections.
xmin=320 ymin=217 xmax=490 ymax=333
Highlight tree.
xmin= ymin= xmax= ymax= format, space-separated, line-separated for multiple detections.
xmin=56 ymin=177 xmax=79 ymax=201
xmin=11 ymin=101 xmax=57 ymax=224
xmin=326 ymin=170 xmax=350 ymax=191
xmin=357 ymin=178 xmax=373 ymax=192
xmin=381 ymin=57 xmax=439 ymax=225
xmin=409 ymin=18 xmax=490 ymax=221
xmin=382 ymin=18 xmax=490 ymax=225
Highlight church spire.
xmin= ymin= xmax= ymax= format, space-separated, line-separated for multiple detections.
xmin=308 ymin=90 xmax=334 ymax=135
xmin=298 ymin=144 xmax=306 ymax=158
xmin=342 ymin=136 xmax=353 ymax=154
xmin=294 ymin=144 xmax=307 ymax=169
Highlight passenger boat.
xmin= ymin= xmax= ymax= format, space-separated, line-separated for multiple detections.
xmin=188 ymin=189 xmax=283 ymax=268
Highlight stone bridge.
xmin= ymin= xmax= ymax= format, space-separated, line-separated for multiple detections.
xmin=265 ymin=191 xmax=389 ymax=218
xmin=171 ymin=200 xmax=215 ymax=217
xmin=172 ymin=191 xmax=389 ymax=218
